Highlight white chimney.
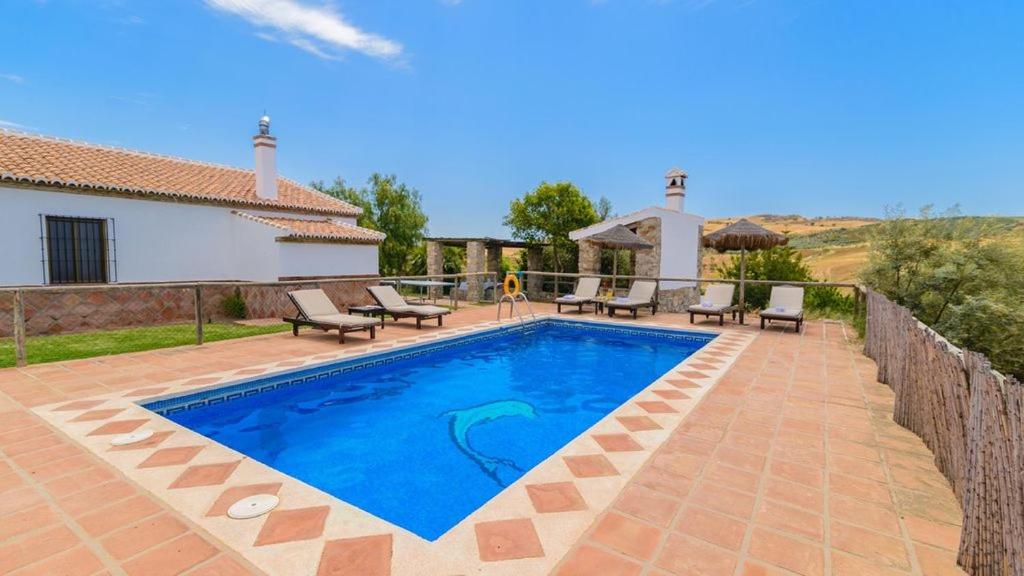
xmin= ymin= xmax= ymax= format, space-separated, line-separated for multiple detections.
xmin=253 ymin=115 xmax=277 ymax=200
xmin=665 ymin=167 xmax=687 ymax=212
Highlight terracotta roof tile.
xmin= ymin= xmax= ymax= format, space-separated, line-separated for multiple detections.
xmin=234 ymin=211 xmax=385 ymax=244
xmin=0 ymin=129 xmax=361 ymax=216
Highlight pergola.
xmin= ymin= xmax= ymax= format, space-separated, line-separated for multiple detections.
xmin=423 ymin=237 xmax=547 ymax=301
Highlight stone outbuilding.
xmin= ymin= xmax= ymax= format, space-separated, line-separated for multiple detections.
xmin=568 ymin=168 xmax=704 ymax=311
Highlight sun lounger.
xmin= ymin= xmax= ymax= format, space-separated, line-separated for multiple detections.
xmin=759 ymin=286 xmax=805 ymax=332
xmin=555 ymin=277 xmax=601 ymax=313
xmin=606 ymin=280 xmax=658 ymax=319
xmin=687 ymin=284 xmax=738 ymax=326
xmin=367 ymin=285 xmax=451 ymax=328
xmin=284 ymin=289 xmax=380 ymax=343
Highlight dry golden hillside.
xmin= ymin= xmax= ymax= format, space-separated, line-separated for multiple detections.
xmin=703 ymin=215 xmax=879 ymax=235
xmin=701 ymin=215 xmax=879 ymax=282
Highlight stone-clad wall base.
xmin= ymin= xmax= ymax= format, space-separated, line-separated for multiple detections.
xmin=656 ymin=287 xmax=700 ymax=313
xmin=0 ymin=280 xmax=378 ymax=337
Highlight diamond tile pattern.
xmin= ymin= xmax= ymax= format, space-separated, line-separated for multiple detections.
xmin=316 ymin=534 xmax=393 ymax=576
xmin=137 ymin=446 xmax=204 ymax=469
xmin=168 ymin=461 xmax=240 ymax=489
xmin=87 ymin=419 xmax=148 ymax=436
xmin=254 ymin=506 xmax=330 ymax=547
xmin=526 ymin=482 xmax=587 ymax=513
xmin=564 ymin=455 xmax=619 ymax=478
xmin=474 ymin=519 xmax=545 ymax=562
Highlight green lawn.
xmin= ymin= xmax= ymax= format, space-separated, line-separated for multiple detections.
xmin=0 ymin=322 xmax=293 ymax=368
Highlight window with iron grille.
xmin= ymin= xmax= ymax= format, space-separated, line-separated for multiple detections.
xmin=44 ymin=216 xmax=111 ymax=284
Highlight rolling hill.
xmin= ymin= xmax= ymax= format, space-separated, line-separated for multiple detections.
xmin=702 ymin=215 xmax=1024 ymax=283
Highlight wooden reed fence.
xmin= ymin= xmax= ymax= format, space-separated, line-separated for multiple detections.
xmin=864 ymin=289 xmax=1024 ymax=576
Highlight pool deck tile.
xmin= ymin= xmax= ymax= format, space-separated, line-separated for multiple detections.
xmin=564 ymin=454 xmax=620 ymax=478
xmin=0 ymin=304 xmax=969 ymax=575
xmin=316 ymin=534 xmax=393 ymax=576
xmin=253 ymin=506 xmax=330 ymax=546
xmin=474 ymin=518 xmax=545 ymax=561
xmin=526 ymin=481 xmax=588 ymax=513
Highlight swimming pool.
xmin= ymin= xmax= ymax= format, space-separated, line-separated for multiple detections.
xmin=145 ymin=319 xmax=712 ymax=540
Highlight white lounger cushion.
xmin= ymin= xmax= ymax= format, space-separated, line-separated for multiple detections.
xmin=764 ymin=286 xmax=805 ymax=317
xmin=368 ymin=285 xmax=409 ymax=309
xmin=291 ymin=289 xmax=342 ymax=318
xmin=289 ymin=289 xmax=379 ymax=327
xmin=368 ymin=285 xmax=450 ymax=316
xmin=307 ymin=313 xmax=381 ymax=327
xmin=688 ymin=284 xmax=736 ymax=312
xmin=556 ymin=277 xmax=601 ymax=303
xmin=389 ymin=304 xmax=450 ymax=315
xmin=608 ymin=280 xmax=657 ymax=307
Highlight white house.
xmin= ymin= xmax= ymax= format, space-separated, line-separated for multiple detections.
xmin=0 ymin=117 xmax=383 ymax=286
xmin=570 ymin=168 xmax=704 ymax=292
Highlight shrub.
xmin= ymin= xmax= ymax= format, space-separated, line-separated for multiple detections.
xmin=220 ymin=288 xmax=247 ymax=319
xmin=715 ymin=246 xmax=853 ymax=317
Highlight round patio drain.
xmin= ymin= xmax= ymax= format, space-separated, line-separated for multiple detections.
xmin=109 ymin=429 xmax=154 ymax=446
xmin=228 ymin=494 xmax=279 ymax=520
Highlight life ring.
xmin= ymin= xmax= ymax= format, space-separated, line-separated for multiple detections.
xmin=503 ymin=274 xmax=521 ymax=296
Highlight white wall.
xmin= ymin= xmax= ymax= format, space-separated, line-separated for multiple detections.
xmin=277 ymin=242 xmax=378 ymax=279
xmin=0 ymin=185 xmax=378 ymax=285
xmin=659 ymin=212 xmax=703 ymax=289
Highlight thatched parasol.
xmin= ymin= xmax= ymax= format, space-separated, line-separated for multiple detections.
xmin=586 ymin=225 xmax=654 ymax=291
xmin=703 ymin=219 xmax=789 ymax=323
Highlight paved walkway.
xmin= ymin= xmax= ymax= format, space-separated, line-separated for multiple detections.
xmin=0 ymin=305 xmax=966 ymax=575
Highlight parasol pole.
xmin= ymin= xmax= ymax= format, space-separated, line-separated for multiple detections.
xmin=612 ymin=248 xmax=619 ymax=295
xmin=739 ymin=247 xmax=747 ymax=324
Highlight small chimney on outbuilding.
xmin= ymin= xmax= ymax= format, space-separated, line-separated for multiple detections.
xmin=665 ymin=167 xmax=687 ymax=212
xmin=253 ymin=115 xmax=277 ymax=200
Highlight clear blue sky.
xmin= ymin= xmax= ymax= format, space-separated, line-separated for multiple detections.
xmin=2 ymin=1 xmax=1021 ymax=236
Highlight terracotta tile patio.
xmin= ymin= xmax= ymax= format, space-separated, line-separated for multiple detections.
xmin=0 ymin=304 xmax=967 ymax=575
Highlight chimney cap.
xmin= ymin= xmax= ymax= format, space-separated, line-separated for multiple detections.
xmin=665 ymin=167 xmax=687 ymax=179
xmin=258 ymin=115 xmax=271 ymax=135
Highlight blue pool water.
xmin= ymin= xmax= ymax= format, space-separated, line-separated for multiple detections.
xmin=148 ymin=320 xmax=711 ymax=540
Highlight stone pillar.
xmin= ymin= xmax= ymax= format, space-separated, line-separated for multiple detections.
xmin=465 ymin=241 xmax=486 ymax=302
xmin=425 ymin=241 xmax=444 ymax=300
xmin=577 ymin=240 xmax=601 ymax=276
xmin=526 ymin=246 xmax=543 ymax=298
xmin=634 ymin=218 xmax=662 ymax=278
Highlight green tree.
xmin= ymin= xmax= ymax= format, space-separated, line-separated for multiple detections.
xmin=312 ymin=174 xmax=429 ymax=276
xmin=503 ymin=182 xmax=599 ymax=273
xmin=596 ymin=196 xmax=614 ymax=220
xmin=861 ymin=207 xmax=1024 ymax=378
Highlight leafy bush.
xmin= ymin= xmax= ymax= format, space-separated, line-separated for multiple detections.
xmin=220 ymin=288 xmax=247 ymax=319
xmin=715 ymin=246 xmax=853 ymax=317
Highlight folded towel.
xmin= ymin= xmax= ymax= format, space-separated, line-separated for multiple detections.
xmin=613 ymin=297 xmax=630 ymax=303
xmin=562 ymin=294 xmax=576 ymax=300
xmin=773 ymin=307 xmax=787 ymax=313
xmin=700 ymin=300 xmax=713 ymax=307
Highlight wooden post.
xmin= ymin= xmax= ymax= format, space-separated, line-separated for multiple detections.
xmin=452 ymin=275 xmax=459 ymax=310
xmin=194 ymin=285 xmax=204 ymax=346
xmin=13 ymin=290 xmax=27 ymax=367
xmin=738 ymin=248 xmax=747 ymax=324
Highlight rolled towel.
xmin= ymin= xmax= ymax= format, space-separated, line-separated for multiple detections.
xmin=563 ymin=294 xmax=576 ymax=300
xmin=700 ymin=299 xmax=713 ymax=307
xmin=773 ymin=307 xmax=787 ymax=313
